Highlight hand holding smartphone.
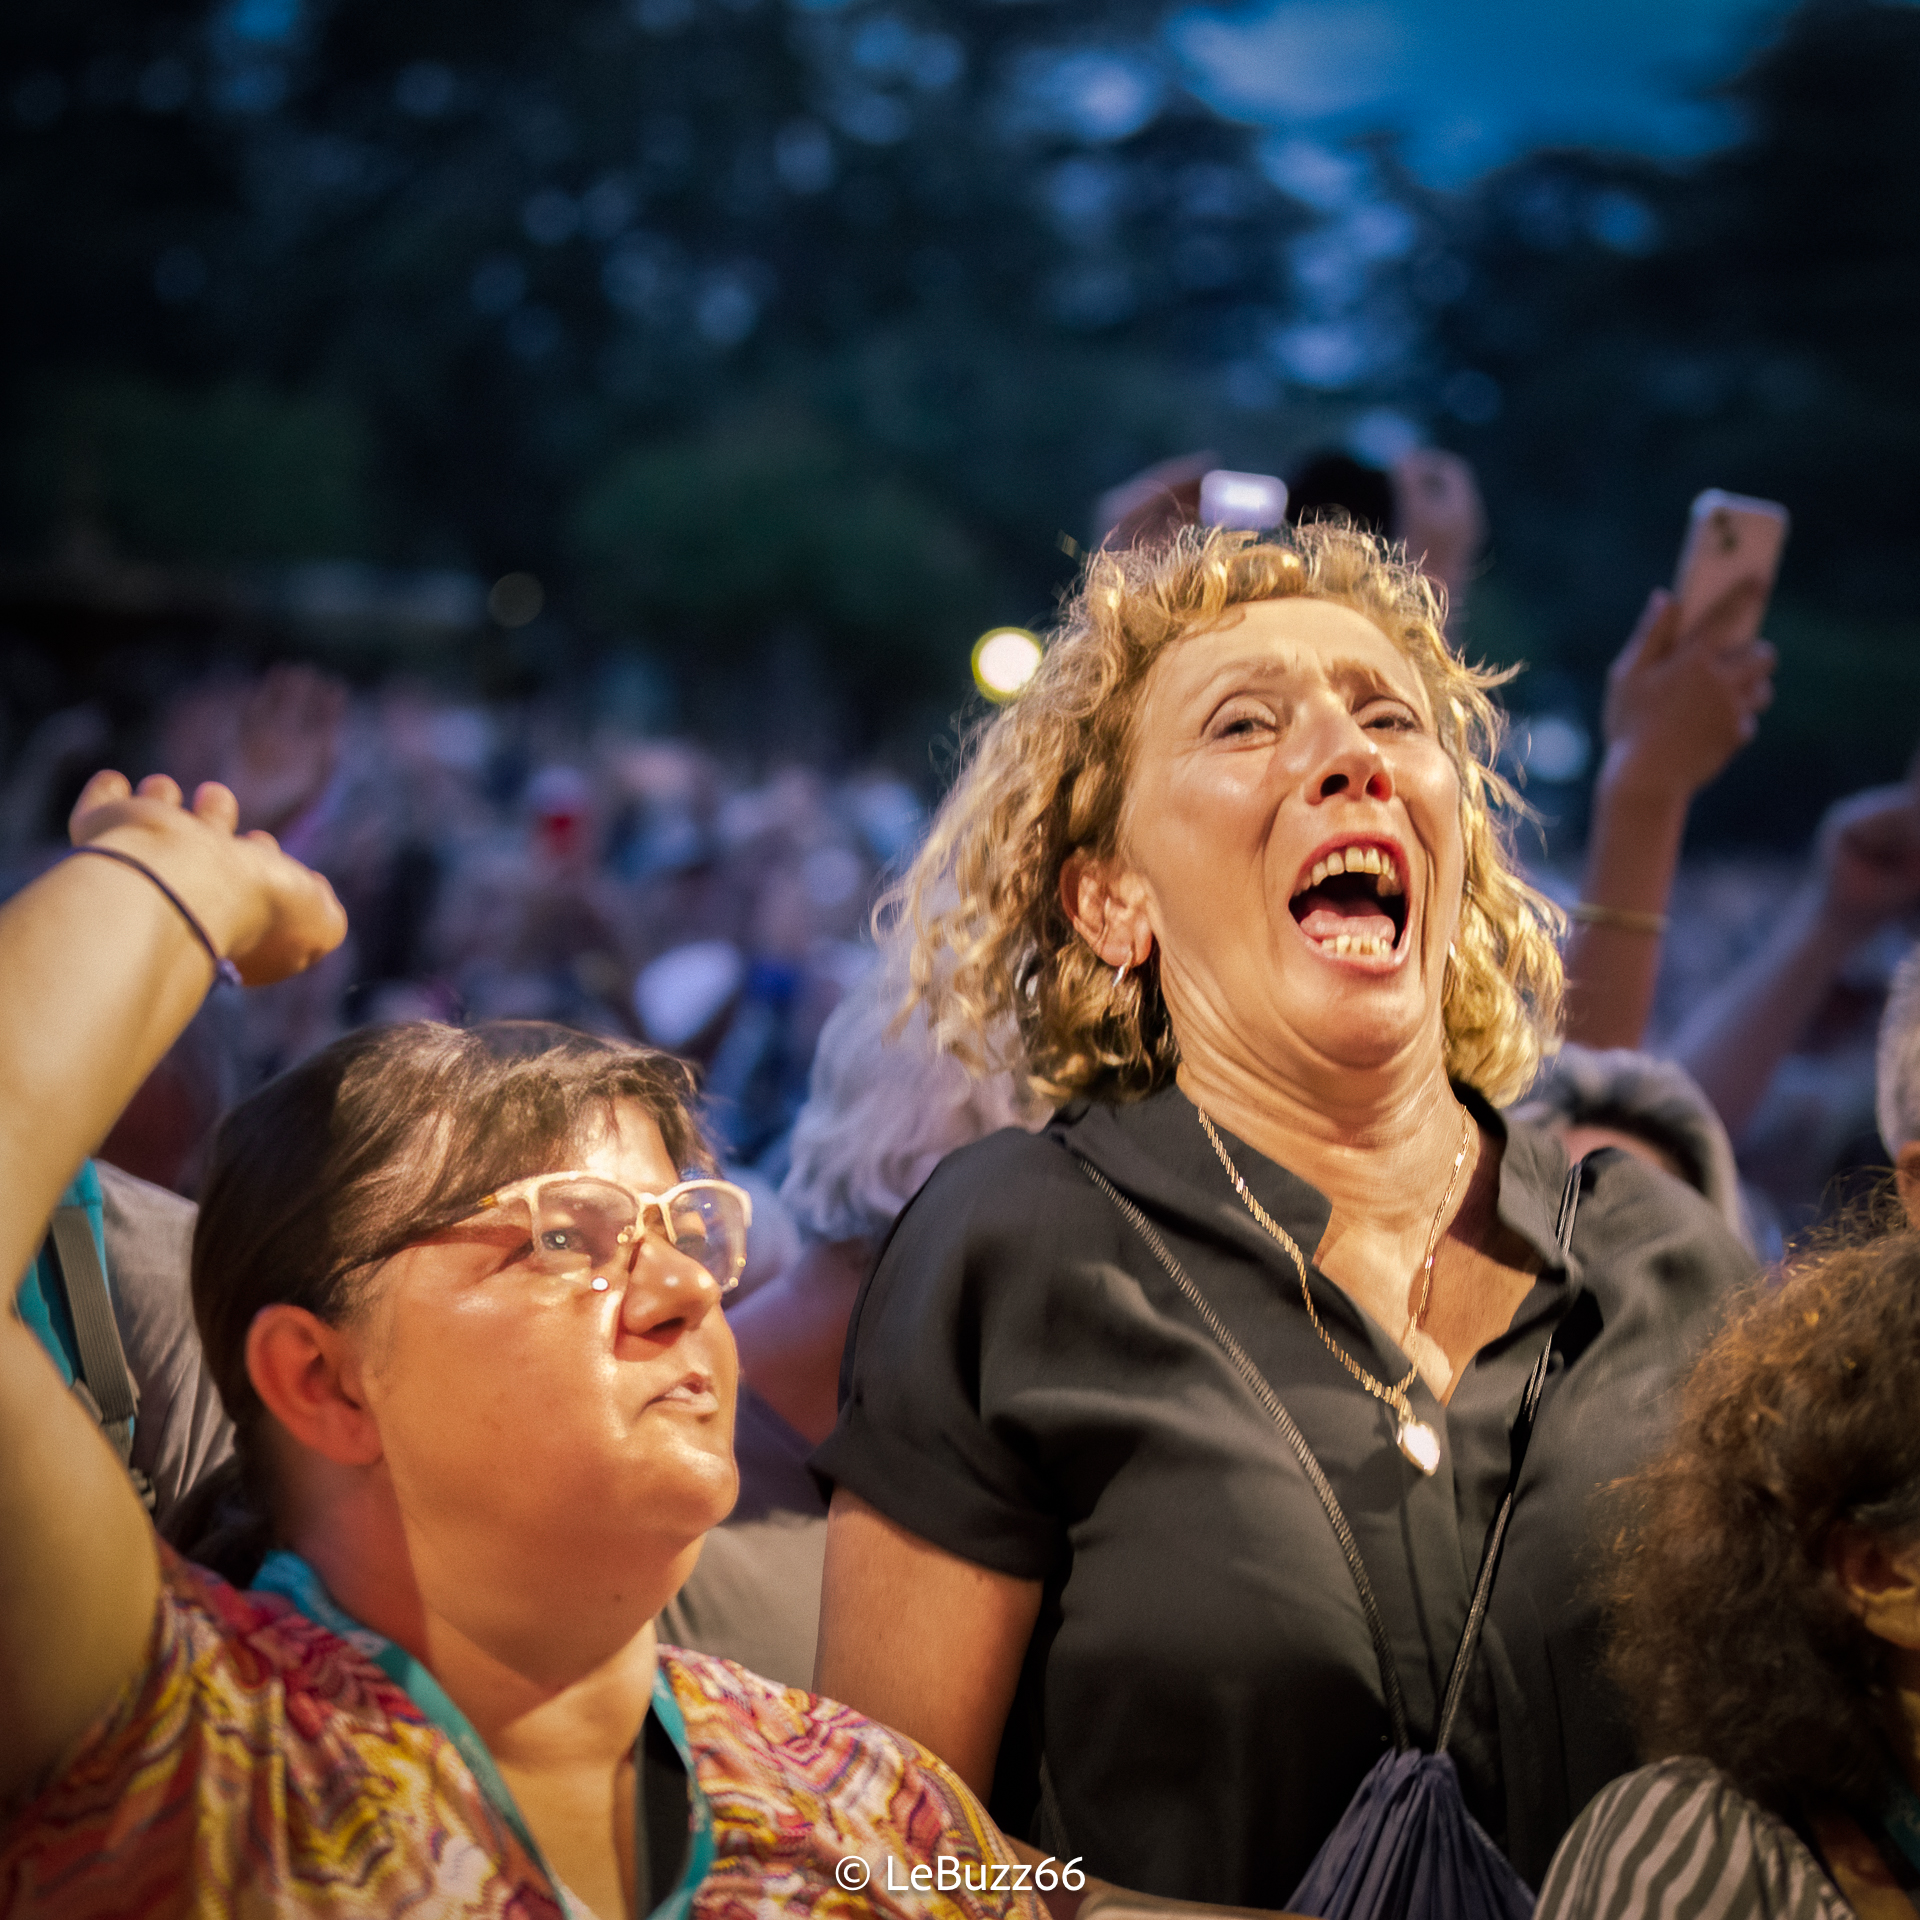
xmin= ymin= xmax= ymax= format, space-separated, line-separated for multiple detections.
xmin=1597 ymin=490 xmax=1786 ymax=803
xmin=1672 ymin=489 xmax=1790 ymax=647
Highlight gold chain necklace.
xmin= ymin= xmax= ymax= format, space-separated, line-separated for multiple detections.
xmin=1194 ymin=1104 xmax=1473 ymax=1477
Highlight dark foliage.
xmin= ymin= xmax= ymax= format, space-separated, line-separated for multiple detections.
xmin=4 ymin=0 xmax=1920 ymax=820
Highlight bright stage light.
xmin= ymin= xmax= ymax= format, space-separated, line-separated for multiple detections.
xmin=972 ymin=627 xmax=1043 ymax=702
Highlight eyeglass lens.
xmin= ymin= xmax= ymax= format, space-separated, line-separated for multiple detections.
xmin=526 ymin=1178 xmax=746 ymax=1288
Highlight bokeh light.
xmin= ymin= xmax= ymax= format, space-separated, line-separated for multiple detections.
xmin=489 ymin=572 xmax=545 ymax=628
xmin=972 ymin=627 xmax=1043 ymax=702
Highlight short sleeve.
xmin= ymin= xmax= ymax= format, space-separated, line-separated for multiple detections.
xmin=1536 ymin=1759 xmax=1850 ymax=1920
xmin=1 ymin=1562 xmax=211 ymax=1912
xmin=811 ymin=1129 xmax=1076 ymax=1580
xmin=97 ymin=1162 xmax=235 ymax=1533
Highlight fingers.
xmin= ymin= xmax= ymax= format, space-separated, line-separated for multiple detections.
xmin=1717 ymin=642 xmax=1775 ymax=709
xmin=136 ymin=773 xmax=184 ymax=807
xmin=1617 ymin=589 xmax=1679 ymax=670
xmin=192 ymin=781 xmax=241 ymax=834
xmin=71 ymin=769 xmax=131 ymax=816
xmin=67 ymin=769 xmax=134 ymax=844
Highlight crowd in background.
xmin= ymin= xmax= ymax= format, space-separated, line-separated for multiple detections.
xmin=0 ymin=664 xmax=951 ymax=1271
xmin=1 ymin=629 xmax=1909 ymax=1265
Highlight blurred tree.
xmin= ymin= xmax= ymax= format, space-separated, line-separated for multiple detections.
xmin=0 ymin=0 xmax=1312 ymax=751
xmin=12 ymin=0 xmax=1916 ymax=823
xmin=14 ymin=377 xmax=370 ymax=563
xmin=1416 ymin=0 xmax=1920 ymax=843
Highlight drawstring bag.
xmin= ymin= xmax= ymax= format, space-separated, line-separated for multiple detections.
xmin=1287 ymin=1748 xmax=1530 ymax=1920
xmin=1078 ymin=1157 xmax=1583 ymax=1920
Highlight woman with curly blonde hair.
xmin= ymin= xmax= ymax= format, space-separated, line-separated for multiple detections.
xmin=813 ymin=521 xmax=1754 ymax=1910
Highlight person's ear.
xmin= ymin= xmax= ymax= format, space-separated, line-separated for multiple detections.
xmin=1895 ymin=1141 xmax=1920 ymax=1229
xmin=246 ymin=1304 xmax=384 ymax=1469
xmin=1829 ymin=1524 xmax=1920 ymax=1652
xmin=1059 ymin=850 xmax=1153 ymax=972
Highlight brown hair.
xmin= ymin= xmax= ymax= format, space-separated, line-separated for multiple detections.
xmin=191 ymin=1019 xmax=709 ymax=1480
xmin=894 ymin=520 xmax=1563 ymax=1107
xmin=1606 ymin=1232 xmax=1920 ymax=1815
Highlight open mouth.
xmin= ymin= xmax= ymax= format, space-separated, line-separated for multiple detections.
xmin=1288 ymin=842 xmax=1409 ymax=961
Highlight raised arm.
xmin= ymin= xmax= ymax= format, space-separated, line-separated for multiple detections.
xmin=1672 ymin=780 xmax=1920 ymax=1142
xmin=0 ymin=771 xmax=344 ymax=1808
xmin=1562 ymin=583 xmax=1775 ymax=1050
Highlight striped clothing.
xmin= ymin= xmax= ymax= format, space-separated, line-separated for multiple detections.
xmin=0 ymin=1546 xmax=1044 ymax=1919
xmin=1538 ymin=1757 xmax=1854 ymax=1920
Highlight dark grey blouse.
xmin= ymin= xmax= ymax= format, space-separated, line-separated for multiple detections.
xmin=813 ymin=1080 xmax=1756 ymax=1907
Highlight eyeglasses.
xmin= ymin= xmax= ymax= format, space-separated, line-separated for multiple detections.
xmin=474 ymin=1172 xmax=753 ymax=1293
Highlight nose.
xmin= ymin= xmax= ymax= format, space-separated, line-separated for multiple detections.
xmin=1304 ymin=708 xmax=1394 ymax=806
xmin=613 ymin=1230 xmax=723 ymax=1338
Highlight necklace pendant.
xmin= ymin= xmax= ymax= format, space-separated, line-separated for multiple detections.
xmin=1395 ymin=1410 xmax=1442 ymax=1476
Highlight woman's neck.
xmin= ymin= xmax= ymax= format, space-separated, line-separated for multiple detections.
xmin=293 ymin=1492 xmax=684 ymax=1919
xmin=291 ymin=1478 xmax=690 ymax=1759
xmin=1175 ymin=1045 xmax=1470 ymax=1244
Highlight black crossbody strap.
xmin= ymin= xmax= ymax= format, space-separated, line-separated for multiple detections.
xmin=1435 ymin=1155 xmax=1583 ymax=1752
xmin=1075 ymin=1152 xmax=1586 ymax=1760
xmin=1075 ymin=1157 xmax=1412 ymax=1750
xmin=1433 ymin=1335 xmax=1551 ymax=1752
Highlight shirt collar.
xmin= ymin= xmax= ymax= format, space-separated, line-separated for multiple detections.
xmin=1052 ymin=1078 xmax=1577 ymax=1283
xmin=252 ymin=1549 xmax=716 ymax=1919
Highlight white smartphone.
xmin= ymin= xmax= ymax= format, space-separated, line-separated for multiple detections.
xmin=1673 ymin=489 xmax=1790 ymax=639
xmin=1200 ymin=470 xmax=1288 ymax=531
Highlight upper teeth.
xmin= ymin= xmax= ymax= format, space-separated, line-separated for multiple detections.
xmin=1304 ymin=846 xmax=1402 ymax=895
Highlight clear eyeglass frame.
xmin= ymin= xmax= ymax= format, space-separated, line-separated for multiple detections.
xmin=475 ymin=1170 xmax=753 ymax=1293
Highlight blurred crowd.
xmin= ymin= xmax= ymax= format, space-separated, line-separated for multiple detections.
xmin=4 ymin=458 xmax=1919 ymax=1267
xmin=0 ymin=664 xmax=937 ymax=1276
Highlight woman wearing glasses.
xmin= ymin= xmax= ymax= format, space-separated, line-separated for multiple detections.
xmin=0 ymin=770 xmax=1042 ymax=1918
xmin=813 ymin=523 xmax=1757 ymax=1907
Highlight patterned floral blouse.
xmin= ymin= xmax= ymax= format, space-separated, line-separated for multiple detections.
xmin=0 ymin=1545 xmax=1046 ymax=1919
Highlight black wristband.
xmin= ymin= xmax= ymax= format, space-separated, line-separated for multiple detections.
xmin=67 ymin=844 xmax=243 ymax=988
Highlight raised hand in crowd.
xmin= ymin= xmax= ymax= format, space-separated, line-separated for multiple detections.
xmin=159 ymin=663 xmax=347 ymax=840
xmin=1562 ymin=580 xmax=1777 ymax=1050
xmin=220 ymin=664 xmax=348 ymax=836
xmin=1390 ymin=447 xmax=1486 ymax=614
xmin=1672 ymin=772 xmax=1920 ymax=1142
xmin=1093 ymin=449 xmax=1216 ymax=552
xmin=1 ymin=769 xmax=343 ymax=1809
xmin=10 ymin=767 xmax=345 ymax=1238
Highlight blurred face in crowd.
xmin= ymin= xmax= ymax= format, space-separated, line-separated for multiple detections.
xmin=343 ymin=1099 xmax=739 ymax=1578
xmin=1108 ymin=595 xmax=1464 ymax=1090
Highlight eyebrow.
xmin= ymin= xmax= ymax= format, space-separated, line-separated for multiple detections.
xmin=1187 ymin=652 xmax=1423 ymax=708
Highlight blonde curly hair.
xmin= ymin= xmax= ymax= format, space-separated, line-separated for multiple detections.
xmin=893 ymin=520 xmax=1564 ymax=1108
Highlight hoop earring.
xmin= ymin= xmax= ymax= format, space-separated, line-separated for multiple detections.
xmin=1113 ymin=960 xmax=1129 ymax=991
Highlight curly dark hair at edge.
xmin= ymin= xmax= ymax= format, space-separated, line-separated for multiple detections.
xmin=1607 ymin=1231 xmax=1920 ymax=1817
